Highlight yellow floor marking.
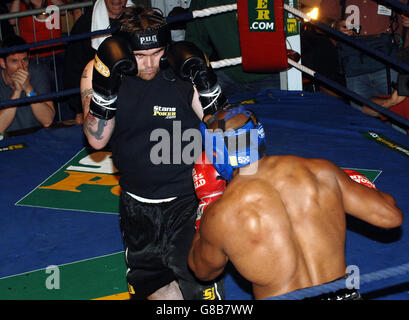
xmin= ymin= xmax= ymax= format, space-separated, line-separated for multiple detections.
xmin=93 ymin=292 xmax=131 ymax=300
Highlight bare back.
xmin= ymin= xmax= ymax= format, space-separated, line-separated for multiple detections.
xmin=207 ymin=155 xmax=402 ymax=299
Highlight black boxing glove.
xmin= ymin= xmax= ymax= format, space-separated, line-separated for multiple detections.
xmin=165 ymin=41 xmax=227 ymax=116
xmin=90 ymin=36 xmax=137 ymax=120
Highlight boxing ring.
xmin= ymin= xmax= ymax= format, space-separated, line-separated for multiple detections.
xmin=0 ymin=1 xmax=409 ymax=300
xmin=1 ymin=89 xmax=408 ymax=300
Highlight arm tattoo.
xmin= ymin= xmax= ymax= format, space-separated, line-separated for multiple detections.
xmin=81 ymin=88 xmax=93 ymax=112
xmin=81 ymin=88 xmax=93 ymax=99
xmin=86 ymin=115 xmax=108 ymax=141
xmin=81 ymin=67 xmax=90 ymax=79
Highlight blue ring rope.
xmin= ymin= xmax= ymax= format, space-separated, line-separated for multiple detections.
xmin=0 ymin=88 xmax=80 ymax=108
xmin=266 ymin=262 xmax=409 ymax=300
xmin=313 ymin=69 xmax=409 ymax=128
xmin=0 ymin=10 xmax=194 ymax=57
xmin=0 ymin=28 xmax=118 ymax=57
xmin=311 ymin=21 xmax=409 ymax=74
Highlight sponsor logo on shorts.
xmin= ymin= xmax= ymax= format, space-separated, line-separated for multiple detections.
xmin=203 ymin=287 xmax=216 ymax=300
xmin=127 ymin=283 xmax=135 ymax=295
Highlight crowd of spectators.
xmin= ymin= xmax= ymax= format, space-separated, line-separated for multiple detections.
xmin=1 ymin=0 xmax=409 ymax=137
xmin=300 ymin=0 xmax=409 ymax=133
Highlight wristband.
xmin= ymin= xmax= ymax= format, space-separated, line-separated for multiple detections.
xmin=27 ymin=89 xmax=36 ymax=97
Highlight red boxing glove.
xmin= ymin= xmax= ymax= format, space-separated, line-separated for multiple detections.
xmin=192 ymin=152 xmax=227 ymax=229
xmin=344 ymin=169 xmax=377 ymax=189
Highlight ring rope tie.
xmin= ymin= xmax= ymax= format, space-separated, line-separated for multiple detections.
xmin=269 ymin=262 xmax=409 ymax=300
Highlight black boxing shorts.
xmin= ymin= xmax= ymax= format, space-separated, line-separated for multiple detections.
xmin=119 ymin=191 xmax=225 ymax=300
xmin=267 ymin=276 xmax=362 ymax=300
xmin=303 ymin=287 xmax=362 ymax=300
xmin=304 ymin=275 xmax=362 ymax=300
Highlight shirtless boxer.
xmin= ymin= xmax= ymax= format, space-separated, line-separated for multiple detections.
xmin=188 ymin=106 xmax=403 ymax=300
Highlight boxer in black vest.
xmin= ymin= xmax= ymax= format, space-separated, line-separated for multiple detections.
xmin=81 ymin=6 xmax=227 ymax=300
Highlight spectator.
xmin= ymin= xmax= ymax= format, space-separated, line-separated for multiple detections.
xmin=301 ymin=16 xmax=346 ymax=99
xmin=185 ymin=0 xmax=280 ymax=97
xmin=399 ymin=12 xmax=409 ymax=48
xmin=0 ymin=1 xmax=15 ymax=40
xmin=63 ymin=0 xmax=133 ymax=124
xmin=362 ymin=89 xmax=409 ymax=134
xmin=319 ymin=0 xmax=406 ymax=111
xmin=65 ymin=0 xmax=90 ymax=23
xmin=360 ymin=40 xmax=409 ymax=134
xmin=0 ymin=35 xmax=55 ymax=134
xmin=9 ymin=0 xmax=66 ymax=93
xmin=151 ymin=0 xmax=191 ymax=41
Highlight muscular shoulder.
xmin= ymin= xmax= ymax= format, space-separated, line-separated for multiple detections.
xmin=273 ymin=156 xmax=339 ymax=181
xmin=213 ymin=179 xmax=272 ymax=231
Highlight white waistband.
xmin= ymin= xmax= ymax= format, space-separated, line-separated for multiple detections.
xmin=126 ymin=192 xmax=177 ymax=203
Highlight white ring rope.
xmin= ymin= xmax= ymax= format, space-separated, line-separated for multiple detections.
xmin=287 ymin=58 xmax=315 ymax=77
xmin=192 ymin=4 xmax=238 ymax=18
xmin=283 ymin=3 xmax=311 ymax=21
xmin=210 ymin=57 xmax=242 ymax=69
xmin=206 ymin=3 xmax=304 ymax=70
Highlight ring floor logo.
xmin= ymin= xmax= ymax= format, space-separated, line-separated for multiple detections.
xmin=16 ymin=148 xmax=120 ymax=214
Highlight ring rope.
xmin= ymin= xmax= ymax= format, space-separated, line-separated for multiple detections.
xmin=0 ymin=3 xmax=239 ymax=57
xmin=192 ymin=4 xmax=238 ymax=18
xmin=0 ymin=28 xmax=116 ymax=57
xmin=287 ymin=58 xmax=409 ymax=128
xmin=1 ymin=1 xmax=409 ymax=128
xmin=284 ymin=4 xmax=409 ymax=74
xmin=0 ymin=56 xmax=243 ymax=110
xmin=268 ymin=262 xmax=409 ymax=300
xmin=0 ymin=88 xmax=79 ymax=109
xmin=2 ymin=1 xmax=408 ymax=76
xmin=209 ymin=55 xmax=409 ymax=128
xmin=3 ymin=54 xmax=409 ymax=131
xmin=165 ymin=4 xmax=238 ymax=25
xmin=210 ymin=57 xmax=242 ymax=69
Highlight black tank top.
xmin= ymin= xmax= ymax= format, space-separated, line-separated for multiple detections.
xmin=110 ymin=69 xmax=200 ymax=198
